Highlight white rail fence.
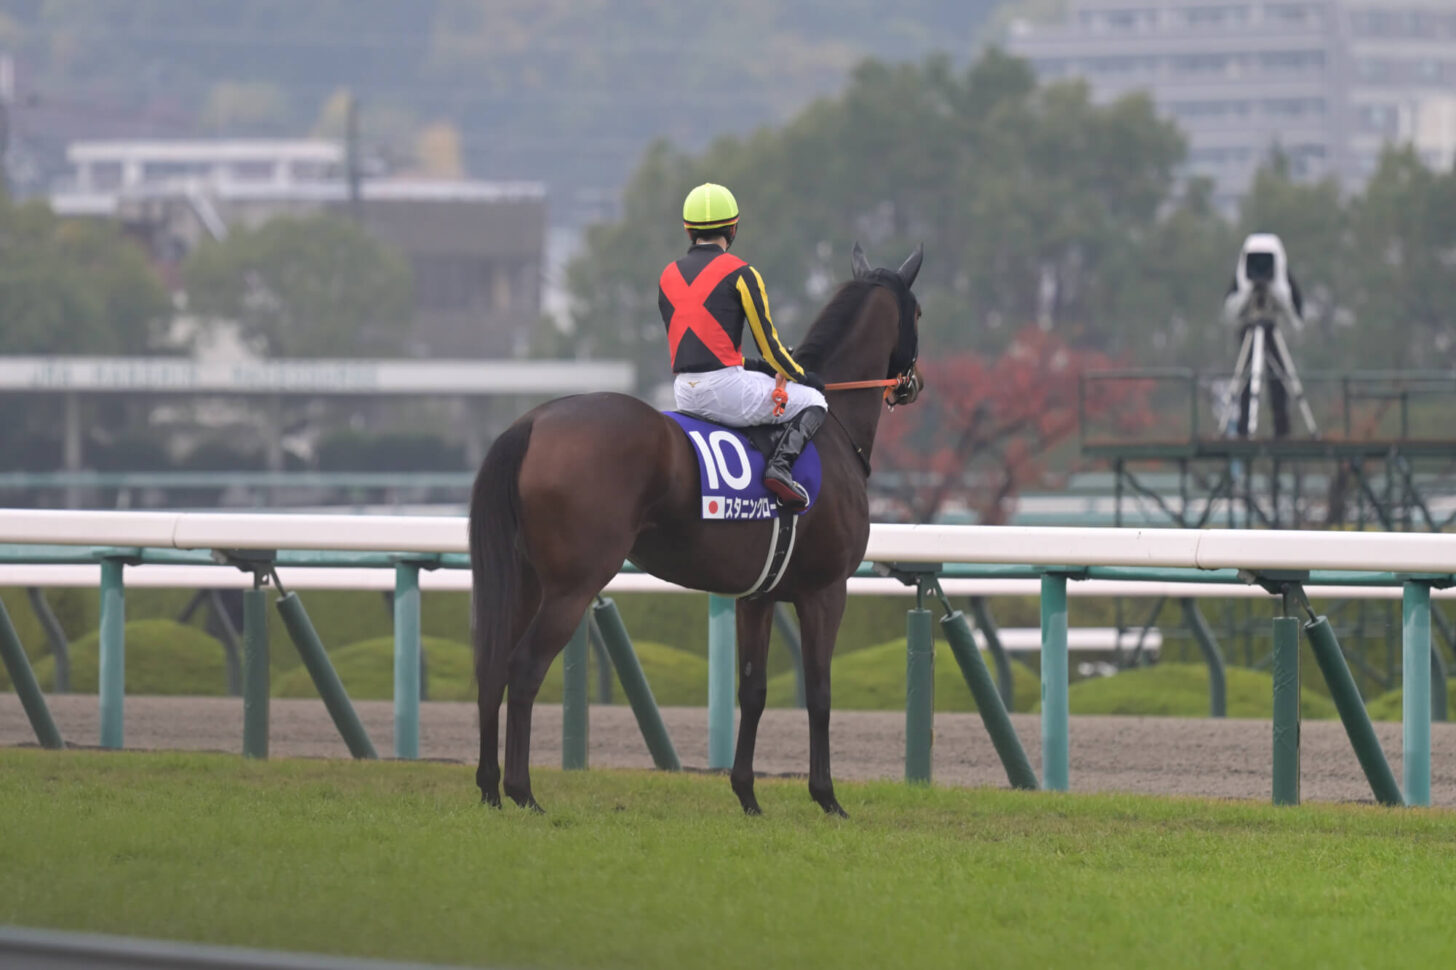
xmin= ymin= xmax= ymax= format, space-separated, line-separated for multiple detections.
xmin=1 ymin=510 xmax=1453 ymax=806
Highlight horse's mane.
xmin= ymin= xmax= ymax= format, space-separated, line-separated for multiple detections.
xmin=791 ymin=279 xmax=879 ymax=371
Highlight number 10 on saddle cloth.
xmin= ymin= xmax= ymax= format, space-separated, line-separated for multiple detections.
xmin=665 ymin=411 xmax=822 ymax=520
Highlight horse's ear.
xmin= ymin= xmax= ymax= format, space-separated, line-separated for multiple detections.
xmin=851 ymin=241 xmax=871 ymax=279
xmin=898 ymin=244 xmax=924 ymax=288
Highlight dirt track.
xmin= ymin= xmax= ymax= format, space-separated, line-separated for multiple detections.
xmin=6 ymin=694 xmax=1456 ymax=805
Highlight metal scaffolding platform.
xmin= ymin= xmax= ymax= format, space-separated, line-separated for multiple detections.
xmin=1078 ymin=369 xmax=1456 ymax=701
xmin=1080 ymin=369 xmax=1456 ymax=532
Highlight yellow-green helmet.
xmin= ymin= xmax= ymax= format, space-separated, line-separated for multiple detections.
xmin=682 ymin=183 xmax=739 ymax=230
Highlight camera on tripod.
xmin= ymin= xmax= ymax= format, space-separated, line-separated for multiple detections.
xmin=1223 ymin=233 xmax=1302 ymax=332
xmin=1217 ymin=233 xmax=1318 ymax=438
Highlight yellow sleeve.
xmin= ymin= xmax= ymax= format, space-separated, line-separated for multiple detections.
xmin=736 ymin=266 xmax=806 ymax=380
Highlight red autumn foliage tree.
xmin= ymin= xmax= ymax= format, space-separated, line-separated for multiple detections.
xmin=876 ymin=326 xmax=1154 ymax=523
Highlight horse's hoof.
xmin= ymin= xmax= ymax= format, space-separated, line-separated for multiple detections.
xmin=732 ymin=777 xmax=760 ymax=816
xmin=480 ymin=789 xmax=502 ymax=809
xmin=507 ymin=789 xmax=545 ymax=814
xmin=812 ymin=788 xmax=849 ymax=818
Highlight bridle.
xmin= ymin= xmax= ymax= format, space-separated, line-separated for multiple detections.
xmin=821 ymin=273 xmax=924 ymax=475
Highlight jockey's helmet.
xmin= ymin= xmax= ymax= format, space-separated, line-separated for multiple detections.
xmin=682 ymin=183 xmax=739 ymax=231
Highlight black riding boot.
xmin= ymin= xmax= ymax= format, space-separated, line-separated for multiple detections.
xmin=763 ymin=406 xmax=827 ymax=511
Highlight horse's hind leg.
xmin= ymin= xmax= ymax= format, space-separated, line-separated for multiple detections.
xmin=797 ymin=582 xmax=849 ymax=817
xmin=502 ymin=584 xmax=598 ymax=812
xmin=730 ymin=596 xmax=775 ymax=815
xmin=477 ymin=562 xmax=539 ymax=807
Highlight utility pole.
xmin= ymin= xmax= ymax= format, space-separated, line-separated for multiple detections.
xmin=0 ymin=53 xmax=13 ymax=196
xmin=345 ymin=92 xmax=363 ymax=222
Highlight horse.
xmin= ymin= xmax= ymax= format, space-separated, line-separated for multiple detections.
xmin=469 ymin=242 xmax=924 ymax=816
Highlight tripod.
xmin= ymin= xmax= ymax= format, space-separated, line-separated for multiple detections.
xmin=1219 ymin=317 xmax=1318 ymax=438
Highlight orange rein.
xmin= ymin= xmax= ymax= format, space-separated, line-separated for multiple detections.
xmin=822 ymin=378 xmax=901 ymax=391
xmin=773 ymin=373 xmax=907 ymax=416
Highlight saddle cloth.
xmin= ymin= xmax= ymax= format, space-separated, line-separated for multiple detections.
xmin=665 ymin=411 xmax=822 ymax=520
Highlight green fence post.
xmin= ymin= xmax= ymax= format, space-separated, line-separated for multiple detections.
xmin=593 ymin=597 xmax=681 ymax=771
xmin=904 ymin=602 xmax=934 ymax=784
xmin=707 ymin=593 xmax=736 ymax=771
xmin=1432 ymin=608 xmax=1453 ymax=723
xmin=205 ymin=590 xmax=243 ymax=698
xmin=588 ymin=620 xmax=614 ymax=704
xmin=1180 ymin=598 xmax=1227 ymax=718
xmin=1271 ymin=616 xmax=1301 ymax=806
xmin=275 ymin=591 xmax=378 ymax=760
xmin=1432 ymin=638 xmax=1448 ymax=724
xmin=393 ymin=563 xmax=421 ymax=760
xmin=1040 ymin=572 xmax=1070 ymax=792
xmin=968 ymin=597 xmax=1014 ymax=709
xmin=0 ymin=597 xmax=64 ymax=749
xmin=98 ymin=557 xmax=126 ymax=749
xmin=939 ymin=607 xmax=1038 ymax=790
xmin=772 ymin=604 xmax=807 ymax=709
xmin=242 ymin=586 xmax=269 ymax=760
xmin=1402 ymin=581 xmax=1432 ymax=806
xmin=26 ymin=588 xmax=70 ymax=694
xmin=562 ymin=616 xmax=589 ymax=771
xmin=1305 ymin=614 xmax=1403 ymax=807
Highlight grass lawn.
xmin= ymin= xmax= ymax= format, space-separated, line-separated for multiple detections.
xmin=3 ymin=750 xmax=1453 ymax=969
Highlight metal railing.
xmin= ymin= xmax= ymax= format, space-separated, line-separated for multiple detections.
xmin=3 ymin=510 xmax=1455 ymax=806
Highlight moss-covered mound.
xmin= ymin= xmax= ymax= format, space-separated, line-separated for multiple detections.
xmin=535 ymin=640 xmax=709 ymax=707
xmin=30 ymin=619 xmax=231 ymax=695
xmin=271 ymin=636 xmax=709 ymax=706
xmin=1036 ymin=663 xmax=1338 ymax=719
xmin=764 ymin=637 xmax=1040 ymax=712
xmin=1364 ymin=682 xmax=1456 ymax=722
xmin=273 ymin=636 xmax=475 ymax=701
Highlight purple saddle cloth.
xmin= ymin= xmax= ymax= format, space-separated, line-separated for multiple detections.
xmin=665 ymin=411 xmax=822 ymax=520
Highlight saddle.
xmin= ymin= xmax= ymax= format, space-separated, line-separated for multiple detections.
xmin=664 ymin=411 xmax=822 ymax=522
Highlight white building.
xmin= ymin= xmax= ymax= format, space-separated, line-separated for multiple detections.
xmin=1006 ymin=1 xmax=1456 ymax=208
xmin=51 ymin=139 xmax=547 ymax=358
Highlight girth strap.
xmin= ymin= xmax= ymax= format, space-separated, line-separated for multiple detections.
xmin=740 ymin=510 xmax=799 ymax=598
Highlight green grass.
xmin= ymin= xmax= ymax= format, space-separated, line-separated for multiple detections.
xmin=1044 ymin=663 xmax=1339 ymax=719
xmin=29 ymin=619 xmax=230 ymax=695
xmin=1365 ymin=682 xmax=1456 ymax=721
xmin=271 ymin=636 xmax=709 ymax=706
xmin=766 ymin=637 xmax=1041 ymax=712
xmin=1 ymin=750 xmax=1453 ymax=969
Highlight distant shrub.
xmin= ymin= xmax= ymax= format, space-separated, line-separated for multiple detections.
xmin=31 ymin=619 xmax=231 ymax=695
xmin=1036 ymin=663 xmax=1337 ymax=719
xmin=764 ymin=636 xmax=1041 ymax=712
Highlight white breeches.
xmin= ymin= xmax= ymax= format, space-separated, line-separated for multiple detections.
xmin=673 ymin=366 xmax=826 ymax=426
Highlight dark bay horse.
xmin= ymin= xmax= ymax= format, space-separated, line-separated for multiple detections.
xmin=470 ymin=243 xmax=924 ymax=816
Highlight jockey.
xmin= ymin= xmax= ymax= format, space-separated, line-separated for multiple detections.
xmin=658 ymin=182 xmax=828 ymax=511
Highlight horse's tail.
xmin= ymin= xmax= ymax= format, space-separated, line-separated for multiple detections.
xmin=470 ymin=417 xmax=533 ymax=688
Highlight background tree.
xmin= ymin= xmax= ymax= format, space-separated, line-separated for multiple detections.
xmin=876 ymin=327 xmax=1154 ymax=523
xmin=0 ymin=194 xmax=173 ymax=468
xmin=560 ymin=49 xmax=1192 ymax=392
xmin=182 ymin=214 xmax=412 ymax=358
xmin=1345 ymin=146 xmax=1456 ymax=370
xmin=0 ymin=196 xmax=171 ymax=354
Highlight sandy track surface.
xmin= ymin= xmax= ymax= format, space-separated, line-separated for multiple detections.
xmin=6 ymin=694 xmax=1456 ymax=805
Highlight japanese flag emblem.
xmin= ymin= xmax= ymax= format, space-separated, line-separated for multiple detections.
xmin=702 ymin=496 xmax=725 ymax=519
